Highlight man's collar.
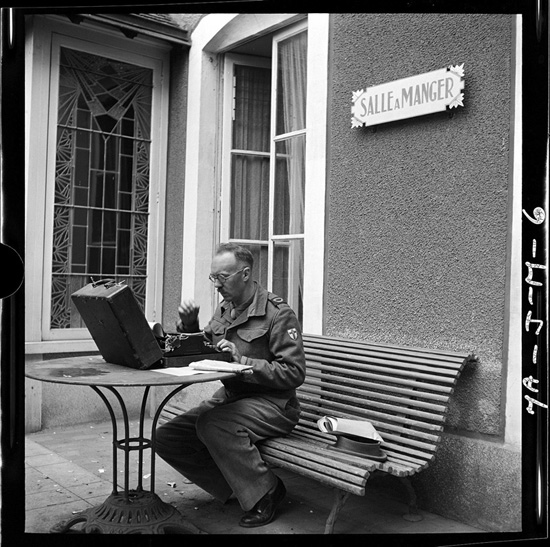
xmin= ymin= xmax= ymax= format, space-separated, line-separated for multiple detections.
xmin=246 ymin=282 xmax=267 ymax=317
xmin=220 ymin=282 xmax=267 ymax=317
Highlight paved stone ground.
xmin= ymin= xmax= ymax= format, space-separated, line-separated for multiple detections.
xmin=23 ymin=418 xmax=487 ymax=536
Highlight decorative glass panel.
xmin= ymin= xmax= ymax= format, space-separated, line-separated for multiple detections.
xmin=51 ymin=48 xmax=153 ymax=329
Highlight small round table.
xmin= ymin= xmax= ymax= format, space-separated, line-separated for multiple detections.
xmin=26 ymin=355 xmax=235 ymax=534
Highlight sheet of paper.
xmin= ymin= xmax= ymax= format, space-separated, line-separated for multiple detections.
xmin=189 ymin=359 xmax=253 ymax=373
xmin=152 ymin=367 xmax=212 ymax=377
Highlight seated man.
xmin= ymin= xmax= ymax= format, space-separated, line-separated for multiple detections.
xmin=156 ymin=243 xmax=306 ymax=527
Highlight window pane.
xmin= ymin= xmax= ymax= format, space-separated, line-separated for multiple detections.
xmin=230 ymin=64 xmax=271 ymax=245
xmin=91 ymin=133 xmax=105 ymax=170
xmin=276 ymin=31 xmax=307 ymax=135
xmin=51 ymin=48 xmax=153 ymax=329
xmin=102 ymin=247 xmax=116 ymax=275
xmin=241 ymin=243 xmax=268 ymax=289
xmin=227 ymin=40 xmax=306 ymax=325
xmin=120 ymin=154 xmax=133 ymax=193
xmin=104 ymin=173 xmax=116 ymax=209
xmin=103 ymin=210 xmax=116 ymax=244
xmin=71 ymin=226 xmax=87 ymax=266
xmin=76 ymin=129 xmax=90 ymax=148
xmin=274 ymin=135 xmax=305 ymax=235
xmin=272 ymin=30 xmax=306 ymax=323
xmin=273 ymin=239 xmax=303 ymax=323
xmin=233 ymin=65 xmax=271 ymax=152
xmin=75 ymin=149 xmax=90 ymax=187
xmin=230 ymin=154 xmax=269 ymax=240
xmin=117 ymin=229 xmax=131 ymax=273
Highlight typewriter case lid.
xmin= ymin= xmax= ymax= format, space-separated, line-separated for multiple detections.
xmin=71 ymin=280 xmax=162 ymax=369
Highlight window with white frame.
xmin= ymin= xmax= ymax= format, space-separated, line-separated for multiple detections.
xmin=51 ymin=48 xmax=154 ymax=328
xmin=222 ymin=23 xmax=307 ymax=323
xmin=26 ymin=18 xmax=169 ymax=345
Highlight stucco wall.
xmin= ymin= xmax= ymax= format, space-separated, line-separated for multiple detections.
xmin=326 ymin=12 xmax=520 ymax=532
xmin=327 ymin=13 xmax=514 ymax=437
xmin=162 ymin=45 xmax=189 ymax=329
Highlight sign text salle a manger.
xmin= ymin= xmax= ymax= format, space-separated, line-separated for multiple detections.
xmin=352 ymin=64 xmax=465 ymax=127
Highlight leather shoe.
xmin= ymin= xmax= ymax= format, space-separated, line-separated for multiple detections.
xmin=239 ymin=477 xmax=286 ymax=528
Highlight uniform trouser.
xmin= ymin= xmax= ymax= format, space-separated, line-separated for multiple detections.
xmin=155 ymin=387 xmax=301 ymax=511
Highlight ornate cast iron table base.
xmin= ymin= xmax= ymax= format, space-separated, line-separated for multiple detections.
xmin=50 ymin=490 xmax=206 ymax=534
xmin=25 ymin=358 xmax=235 ymax=535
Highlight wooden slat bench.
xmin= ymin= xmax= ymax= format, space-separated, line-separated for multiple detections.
xmin=159 ymin=333 xmax=477 ymax=534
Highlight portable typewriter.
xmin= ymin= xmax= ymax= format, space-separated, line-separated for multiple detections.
xmin=71 ymin=279 xmax=230 ymax=370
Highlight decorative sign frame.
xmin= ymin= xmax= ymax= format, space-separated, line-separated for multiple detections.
xmin=351 ymin=64 xmax=465 ymax=128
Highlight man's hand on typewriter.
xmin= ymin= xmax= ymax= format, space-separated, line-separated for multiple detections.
xmin=216 ymin=338 xmax=241 ymax=362
xmin=216 ymin=339 xmax=253 ymax=375
xmin=178 ymin=300 xmax=200 ymax=330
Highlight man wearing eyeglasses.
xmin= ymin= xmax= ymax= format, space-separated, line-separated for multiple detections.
xmin=156 ymin=242 xmax=306 ymax=528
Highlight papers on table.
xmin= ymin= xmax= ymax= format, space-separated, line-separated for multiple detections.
xmin=153 ymin=359 xmax=253 ymax=377
xmin=189 ymin=360 xmax=253 ymax=373
xmin=152 ymin=367 xmax=211 ymax=377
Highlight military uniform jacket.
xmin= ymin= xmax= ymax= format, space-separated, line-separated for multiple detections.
xmin=204 ymin=283 xmax=306 ymax=399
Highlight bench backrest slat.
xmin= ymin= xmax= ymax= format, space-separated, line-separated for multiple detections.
xmin=300 ymin=385 xmax=447 ymax=422
xmin=305 ymin=361 xmax=455 ymax=394
xmin=298 ymin=400 xmax=444 ymax=442
xmin=304 ymin=376 xmax=449 ymax=413
xmin=306 ymin=369 xmax=451 ymax=403
xmin=306 ymin=356 xmax=461 ymax=385
xmin=299 ymin=408 xmax=443 ymax=440
xmin=304 ymin=333 xmax=470 ymax=361
xmin=297 ymin=333 xmax=474 ymax=466
xmin=305 ymin=346 xmax=465 ymax=373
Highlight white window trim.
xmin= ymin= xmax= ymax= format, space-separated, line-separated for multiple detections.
xmin=184 ymin=13 xmax=329 ymax=331
xmin=267 ymin=21 xmax=308 ymax=301
xmin=302 ymin=14 xmax=329 ymax=334
xmin=25 ymin=16 xmax=170 ymax=353
xmin=220 ymin=53 xmax=272 ymax=245
xmin=180 ymin=14 xmax=238 ymax=323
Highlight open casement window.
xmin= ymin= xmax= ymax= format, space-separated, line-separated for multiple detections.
xmin=222 ymin=23 xmax=307 ymax=323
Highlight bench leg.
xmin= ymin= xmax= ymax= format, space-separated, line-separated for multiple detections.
xmin=399 ymin=477 xmax=423 ymax=522
xmin=324 ymin=489 xmax=350 ymax=534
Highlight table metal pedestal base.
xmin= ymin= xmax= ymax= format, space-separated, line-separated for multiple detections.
xmin=50 ymin=490 xmax=206 ymax=534
xmin=25 ymin=360 xmax=233 ymax=535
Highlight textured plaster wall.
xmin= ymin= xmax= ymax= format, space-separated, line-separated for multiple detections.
xmin=413 ymin=434 xmax=521 ymax=531
xmin=162 ymin=47 xmax=189 ymax=329
xmin=327 ymin=13 xmax=514 ymax=437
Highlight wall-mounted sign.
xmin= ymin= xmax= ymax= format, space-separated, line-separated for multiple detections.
xmin=351 ymin=64 xmax=465 ymax=128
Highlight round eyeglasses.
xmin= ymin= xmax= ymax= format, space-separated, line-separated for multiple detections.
xmin=208 ymin=268 xmax=246 ymax=284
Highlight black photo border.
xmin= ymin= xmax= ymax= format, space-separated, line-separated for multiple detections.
xmin=1 ymin=1 xmax=547 ymax=546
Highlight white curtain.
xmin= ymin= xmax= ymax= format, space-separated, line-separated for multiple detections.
xmin=277 ymin=31 xmax=307 ymax=235
xmin=274 ymin=30 xmax=307 ymax=318
xmin=230 ymin=65 xmax=271 ymax=285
